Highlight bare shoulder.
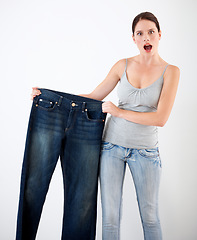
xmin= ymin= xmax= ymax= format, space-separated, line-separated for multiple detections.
xmin=111 ymin=58 xmax=127 ymax=78
xmin=115 ymin=58 xmax=127 ymax=69
xmin=166 ymin=64 xmax=180 ymax=74
xmin=127 ymin=56 xmax=139 ymax=65
xmin=114 ymin=56 xmax=137 ymax=68
xmin=164 ymin=64 xmax=180 ymax=85
xmin=114 ymin=57 xmax=138 ymax=76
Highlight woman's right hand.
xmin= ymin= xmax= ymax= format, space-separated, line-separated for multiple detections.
xmin=31 ymin=87 xmax=41 ymax=100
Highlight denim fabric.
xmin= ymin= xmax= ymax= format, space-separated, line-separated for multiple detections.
xmin=16 ymin=89 xmax=106 ymax=240
xmin=100 ymin=141 xmax=162 ymax=240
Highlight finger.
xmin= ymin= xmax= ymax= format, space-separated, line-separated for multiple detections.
xmin=102 ymin=102 xmax=108 ymax=108
xmin=102 ymin=105 xmax=108 ymax=113
xmin=30 ymin=91 xmax=41 ymax=100
xmin=31 ymin=93 xmax=36 ymax=99
xmin=35 ymin=90 xmax=41 ymax=95
xmin=32 ymin=87 xmax=41 ymax=93
xmin=102 ymin=104 xmax=105 ymax=112
xmin=32 ymin=89 xmax=41 ymax=95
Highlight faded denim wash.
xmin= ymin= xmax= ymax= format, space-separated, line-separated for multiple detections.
xmin=16 ymin=89 xmax=106 ymax=240
xmin=100 ymin=141 xmax=162 ymax=240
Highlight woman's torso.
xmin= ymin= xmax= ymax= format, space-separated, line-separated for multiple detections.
xmin=102 ymin=58 xmax=169 ymax=149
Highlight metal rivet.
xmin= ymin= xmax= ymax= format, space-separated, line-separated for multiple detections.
xmin=39 ymin=99 xmax=43 ymax=101
xmin=50 ymin=102 xmax=52 ymax=104
xmin=36 ymin=104 xmax=38 ymax=107
xmin=56 ymin=102 xmax=58 ymax=104
xmin=72 ymin=102 xmax=76 ymax=107
xmin=85 ymin=109 xmax=87 ymax=111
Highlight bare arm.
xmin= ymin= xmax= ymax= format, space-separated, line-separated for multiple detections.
xmin=102 ymin=65 xmax=180 ymax=127
xmin=31 ymin=60 xmax=125 ymax=100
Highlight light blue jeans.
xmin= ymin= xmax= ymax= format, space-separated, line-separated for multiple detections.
xmin=100 ymin=141 xmax=162 ymax=240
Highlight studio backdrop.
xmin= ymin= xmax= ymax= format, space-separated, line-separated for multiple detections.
xmin=0 ymin=0 xmax=197 ymax=239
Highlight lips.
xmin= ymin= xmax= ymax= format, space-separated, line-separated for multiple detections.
xmin=144 ymin=44 xmax=152 ymax=51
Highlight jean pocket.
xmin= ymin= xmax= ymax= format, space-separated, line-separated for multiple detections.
xmin=84 ymin=109 xmax=106 ymax=122
xmin=138 ymin=148 xmax=160 ymax=158
xmin=101 ymin=141 xmax=115 ymax=151
xmin=33 ymin=97 xmax=57 ymax=111
xmin=138 ymin=148 xmax=162 ymax=167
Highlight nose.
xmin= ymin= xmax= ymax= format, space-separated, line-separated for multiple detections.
xmin=143 ymin=33 xmax=150 ymax=42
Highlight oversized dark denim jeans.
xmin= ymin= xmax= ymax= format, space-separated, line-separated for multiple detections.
xmin=16 ymin=89 xmax=106 ymax=240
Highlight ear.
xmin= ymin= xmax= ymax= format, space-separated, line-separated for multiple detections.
xmin=158 ymin=30 xmax=162 ymax=40
xmin=132 ymin=34 xmax=136 ymax=44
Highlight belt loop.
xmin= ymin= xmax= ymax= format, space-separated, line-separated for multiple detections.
xmin=82 ymin=102 xmax=86 ymax=112
xmin=57 ymin=96 xmax=63 ymax=106
xmin=34 ymin=96 xmax=39 ymax=104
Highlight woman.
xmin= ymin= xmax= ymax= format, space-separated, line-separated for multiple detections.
xmin=32 ymin=12 xmax=180 ymax=240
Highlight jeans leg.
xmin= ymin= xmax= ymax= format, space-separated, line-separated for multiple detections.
xmin=16 ymin=94 xmax=65 ymax=240
xmin=60 ymin=102 xmax=106 ymax=240
xmin=127 ymin=148 xmax=162 ymax=240
xmin=100 ymin=142 xmax=126 ymax=240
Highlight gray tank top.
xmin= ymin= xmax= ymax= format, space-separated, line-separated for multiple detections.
xmin=102 ymin=59 xmax=169 ymax=149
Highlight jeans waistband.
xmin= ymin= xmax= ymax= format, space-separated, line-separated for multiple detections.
xmin=34 ymin=88 xmax=103 ymax=111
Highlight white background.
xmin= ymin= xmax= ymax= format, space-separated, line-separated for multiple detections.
xmin=0 ymin=0 xmax=197 ymax=239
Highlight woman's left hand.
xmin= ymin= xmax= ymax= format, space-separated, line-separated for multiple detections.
xmin=102 ymin=101 xmax=122 ymax=117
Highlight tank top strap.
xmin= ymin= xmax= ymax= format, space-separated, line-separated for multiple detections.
xmin=124 ymin=58 xmax=128 ymax=72
xmin=162 ymin=64 xmax=169 ymax=77
xmin=120 ymin=58 xmax=128 ymax=79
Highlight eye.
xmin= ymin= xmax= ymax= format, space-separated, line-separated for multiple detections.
xmin=136 ymin=32 xmax=142 ymax=36
xmin=149 ymin=30 xmax=154 ymax=34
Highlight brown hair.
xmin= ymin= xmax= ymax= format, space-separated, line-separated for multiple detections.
xmin=132 ymin=12 xmax=160 ymax=35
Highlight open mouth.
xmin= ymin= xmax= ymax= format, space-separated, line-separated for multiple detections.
xmin=144 ymin=44 xmax=152 ymax=51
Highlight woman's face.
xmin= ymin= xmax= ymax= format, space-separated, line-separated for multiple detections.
xmin=132 ymin=19 xmax=161 ymax=55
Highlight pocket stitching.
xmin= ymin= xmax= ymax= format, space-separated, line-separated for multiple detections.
xmin=33 ymin=98 xmax=57 ymax=112
xmin=83 ymin=110 xmax=105 ymax=123
xmin=138 ymin=149 xmax=162 ymax=168
xmin=101 ymin=142 xmax=115 ymax=151
xmin=138 ymin=149 xmax=159 ymax=158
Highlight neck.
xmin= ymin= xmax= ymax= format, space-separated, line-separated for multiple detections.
xmin=137 ymin=52 xmax=162 ymax=66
